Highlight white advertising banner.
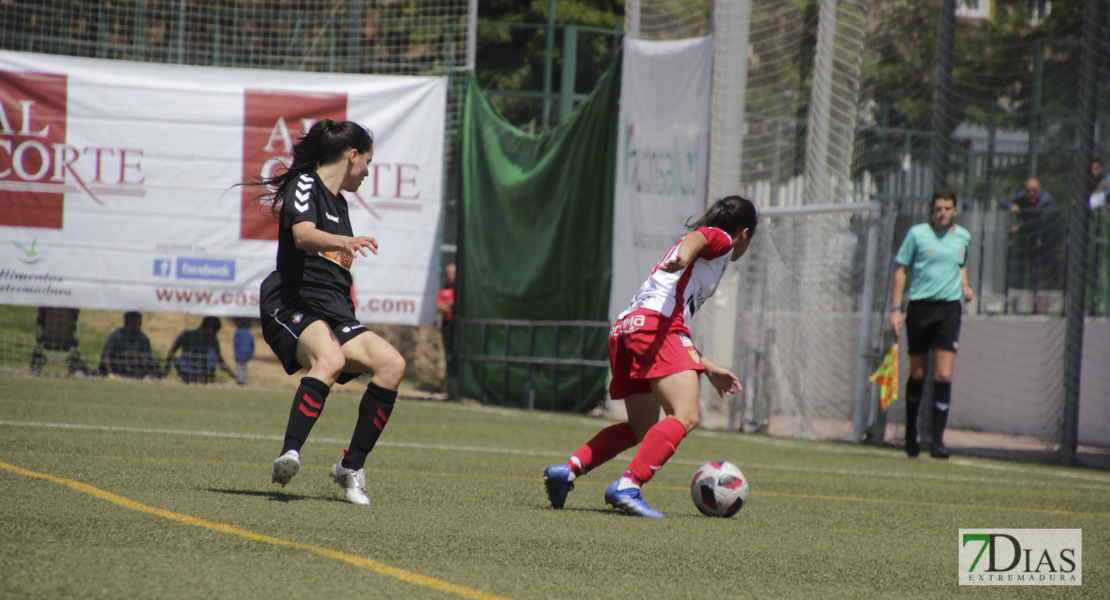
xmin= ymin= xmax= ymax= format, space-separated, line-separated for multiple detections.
xmin=0 ymin=51 xmax=447 ymax=325
xmin=609 ymin=36 xmax=713 ymax=322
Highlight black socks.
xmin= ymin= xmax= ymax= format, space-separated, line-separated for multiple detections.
xmin=931 ymin=382 xmax=951 ymax=458
xmin=341 ymin=381 xmax=398 ymax=470
xmin=281 ymin=377 xmax=330 ymax=454
xmin=904 ymin=377 xmax=924 ymax=457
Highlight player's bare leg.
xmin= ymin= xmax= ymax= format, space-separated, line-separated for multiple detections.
xmin=606 ymin=370 xmax=700 ymax=518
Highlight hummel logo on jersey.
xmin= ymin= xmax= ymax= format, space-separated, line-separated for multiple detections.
xmin=325 ymin=211 xmax=339 ymax=223
xmin=294 ymin=190 xmax=310 ymax=213
xmin=294 ymin=175 xmax=313 ymax=213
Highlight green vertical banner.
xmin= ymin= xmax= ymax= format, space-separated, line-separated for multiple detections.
xmin=459 ymin=54 xmax=621 ymax=411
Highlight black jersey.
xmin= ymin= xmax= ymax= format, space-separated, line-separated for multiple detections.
xmin=260 ymin=172 xmax=357 ymax=320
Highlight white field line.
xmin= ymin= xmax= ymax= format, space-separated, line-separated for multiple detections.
xmin=2 ymin=419 xmax=1109 ymax=493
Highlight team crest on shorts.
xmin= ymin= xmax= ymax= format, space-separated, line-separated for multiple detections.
xmin=292 ymin=312 xmax=303 ymax=324
xmin=678 ymin=333 xmax=700 ymax=363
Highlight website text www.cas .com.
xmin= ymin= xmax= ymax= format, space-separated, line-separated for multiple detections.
xmin=155 ymin=288 xmax=417 ymax=315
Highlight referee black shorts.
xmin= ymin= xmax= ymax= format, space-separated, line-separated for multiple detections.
xmin=905 ymin=300 xmax=962 ymax=356
xmin=261 ymin=305 xmax=368 ymax=385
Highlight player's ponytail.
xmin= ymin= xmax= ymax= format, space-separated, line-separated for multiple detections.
xmin=685 ymin=195 xmax=759 ymax=238
xmin=242 ymin=119 xmax=374 ymax=216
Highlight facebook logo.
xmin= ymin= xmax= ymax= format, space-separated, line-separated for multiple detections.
xmin=176 ymin=258 xmax=235 ymax=281
xmin=153 ymin=259 xmax=172 ymax=277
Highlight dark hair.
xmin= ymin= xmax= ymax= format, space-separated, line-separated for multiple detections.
xmin=200 ymin=316 xmax=222 ymax=332
xmin=685 ymin=195 xmax=759 ymax=237
xmin=248 ymin=119 xmax=373 ymax=216
xmin=1094 ymin=156 xmax=1104 ymax=168
xmin=931 ymin=189 xmax=957 ymax=210
xmin=124 ymin=311 xmax=141 ymax=324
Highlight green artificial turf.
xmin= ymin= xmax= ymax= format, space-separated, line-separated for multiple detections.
xmin=1 ymin=375 xmax=1106 ymax=599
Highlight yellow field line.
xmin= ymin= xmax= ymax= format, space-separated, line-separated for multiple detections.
xmin=0 ymin=459 xmax=513 ymax=600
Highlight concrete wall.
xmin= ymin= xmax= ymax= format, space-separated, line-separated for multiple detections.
xmin=738 ymin=314 xmax=1110 ymax=446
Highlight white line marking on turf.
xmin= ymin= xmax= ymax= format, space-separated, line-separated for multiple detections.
xmin=3 ymin=419 xmax=1109 ymax=492
xmin=690 ymin=428 xmax=1110 ymax=482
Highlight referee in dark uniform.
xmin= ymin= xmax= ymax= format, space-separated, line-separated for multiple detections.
xmin=889 ymin=190 xmax=974 ymax=459
xmin=250 ymin=119 xmax=406 ymax=505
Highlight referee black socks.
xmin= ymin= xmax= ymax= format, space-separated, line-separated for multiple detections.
xmin=904 ymin=377 xmax=925 ymax=457
xmin=931 ymin=382 xmax=952 ymax=458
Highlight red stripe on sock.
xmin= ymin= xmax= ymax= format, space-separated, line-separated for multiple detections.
xmin=376 ymin=408 xmax=389 ymax=422
xmin=298 ymin=403 xmax=320 ymax=418
xmin=302 ymin=393 xmax=323 ymax=409
xmin=373 ymin=417 xmax=384 ymax=430
xmin=625 ymin=417 xmax=687 ymax=485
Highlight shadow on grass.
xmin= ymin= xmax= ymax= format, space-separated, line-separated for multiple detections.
xmin=205 ymin=488 xmax=342 ymax=503
xmin=556 ymin=507 xmax=627 ymax=517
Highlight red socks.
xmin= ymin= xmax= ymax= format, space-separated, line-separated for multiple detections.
xmin=567 ymin=418 xmax=689 ymax=486
xmin=568 ymin=422 xmax=638 ymax=476
xmin=624 ymin=417 xmax=687 ymax=486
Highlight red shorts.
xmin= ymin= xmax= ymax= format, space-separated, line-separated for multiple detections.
xmin=608 ymin=309 xmax=705 ymax=399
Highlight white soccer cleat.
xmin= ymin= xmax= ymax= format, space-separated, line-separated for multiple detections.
xmin=271 ymin=449 xmax=300 ymax=487
xmin=330 ymin=459 xmax=370 ymax=505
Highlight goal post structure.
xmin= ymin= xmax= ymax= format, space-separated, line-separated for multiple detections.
xmin=703 ymin=200 xmax=885 ymax=443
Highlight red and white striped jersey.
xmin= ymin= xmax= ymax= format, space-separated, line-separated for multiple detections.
xmin=617 ymin=226 xmax=734 ymax=328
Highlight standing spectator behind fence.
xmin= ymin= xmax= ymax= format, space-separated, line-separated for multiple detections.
xmin=999 ymin=178 xmax=1066 ymax=294
xmin=165 ymin=316 xmax=236 ymax=384
xmin=436 ymin=262 xmax=457 ymax=387
xmin=99 ymin=311 xmax=161 ymax=379
xmin=1090 ymin=157 xmax=1110 ymax=315
xmin=233 ymin=317 xmax=255 ymax=386
xmin=1090 ymin=156 xmax=1110 ymax=211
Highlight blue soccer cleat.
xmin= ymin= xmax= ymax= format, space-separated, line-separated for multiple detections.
xmin=543 ymin=464 xmax=575 ymax=509
xmin=604 ymin=480 xmax=664 ymax=518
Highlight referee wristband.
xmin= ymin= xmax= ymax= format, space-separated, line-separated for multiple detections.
xmin=890 ymin=305 xmax=901 ymax=312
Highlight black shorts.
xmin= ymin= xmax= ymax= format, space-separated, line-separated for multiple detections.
xmin=261 ymin=305 xmax=368 ymax=385
xmin=905 ymin=300 xmax=962 ymax=356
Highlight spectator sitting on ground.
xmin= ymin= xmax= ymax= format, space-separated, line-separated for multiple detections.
xmin=165 ymin=316 xmax=236 ymax=384
xmin=98 ymin=311 xmax=161 ymax=379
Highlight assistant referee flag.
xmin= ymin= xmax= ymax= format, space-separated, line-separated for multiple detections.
xmin=869 ymin=344 xmax=899 ymax=410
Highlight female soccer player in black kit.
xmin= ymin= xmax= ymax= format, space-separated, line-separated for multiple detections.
xmin=251 ymin=119 xmax=405 ymax=505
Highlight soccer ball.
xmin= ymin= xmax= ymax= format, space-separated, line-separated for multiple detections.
xmin=690 ymin=461 xmax=749 ymax=518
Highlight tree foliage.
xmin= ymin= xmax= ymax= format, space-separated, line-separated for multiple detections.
xmin=476 ymin=0 xmax=624 ymax=129
xmin=865 ymin=0 xmax=1087 ymax=130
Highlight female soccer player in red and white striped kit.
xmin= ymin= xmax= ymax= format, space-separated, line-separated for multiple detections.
xmin=544 ymin=195 xmax=758 ymax=518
